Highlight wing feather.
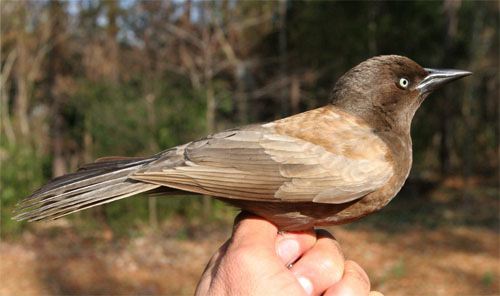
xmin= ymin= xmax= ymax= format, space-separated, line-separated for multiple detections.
xmin=132 ymin=110 xmax=394 ymax=204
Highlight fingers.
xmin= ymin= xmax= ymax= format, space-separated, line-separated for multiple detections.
xmin=276 ymin=229 xmax=316 ymax=266
xmin=290 ymin=229 xmax=345 ymax=295
xmin=324 ymin=260 xmax=371 ymax=296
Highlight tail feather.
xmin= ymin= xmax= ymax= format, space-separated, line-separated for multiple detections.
xmin=13 ymin=157 xmax=160 ymax=222
xmin=26 ymin=158 xmax=153 ymax=200
xmin=20 ymin=165 xmax=144 ymax=208
xmin=19 ymin=179 xmax=136 ymax=217
xmin=19 ymin=182 xmax=158 ymax=222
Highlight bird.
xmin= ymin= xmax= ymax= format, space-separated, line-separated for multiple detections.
xmin=14 ymin=55 xmax=471 ymax=231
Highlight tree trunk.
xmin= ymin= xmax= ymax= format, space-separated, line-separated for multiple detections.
xmin=290 ymin=74 xmax=300 ymax=114
xmin=1 ymin=50 xmax=18 ymax=144
xmin=236 ymin=63 xmax=250 ymax=124
xmin=439 ymin=0 xmax=461 ymax=176
xmin=278 ymin=0 xmax=288 ymax=116
xmin=47 ymin=1 xmax=67 ymax=178
xmin=461 ymin=5 xmax=488 ymax=198
xmin=14 ymin=30 xmax=30 ymax=137
xmin=105 ymin=1 xmax=119 ymax=83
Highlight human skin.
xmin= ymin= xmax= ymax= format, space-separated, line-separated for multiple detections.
xmin=196 ymin=213 xmax=384 ymax=296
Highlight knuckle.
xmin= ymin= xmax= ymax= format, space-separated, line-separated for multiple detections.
xmin=226 ymin=244 xmax=259 ymax=266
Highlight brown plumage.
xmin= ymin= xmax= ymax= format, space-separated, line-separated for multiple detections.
xmin=14 ymin=55 xmax=471 ymax=230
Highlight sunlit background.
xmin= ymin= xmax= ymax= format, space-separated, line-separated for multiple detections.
xmin=1 ymin=1 xmax=498 ymax=295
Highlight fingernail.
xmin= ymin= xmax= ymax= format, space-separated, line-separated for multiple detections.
xmin=297 ymin=276 xmax=313 ymax=295
xmin=277 ymin=239 xmax=299 ymax=264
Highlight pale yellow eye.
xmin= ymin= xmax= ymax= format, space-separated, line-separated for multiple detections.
xmin=399 ymin=77 xmax=410 ymax=89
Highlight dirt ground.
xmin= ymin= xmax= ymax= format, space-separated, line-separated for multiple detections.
xmin=1 ymin=180 xmax=499 ymax=296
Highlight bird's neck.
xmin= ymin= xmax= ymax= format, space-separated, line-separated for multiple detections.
xmin=329 ymin=101 xmax=412 ymax=137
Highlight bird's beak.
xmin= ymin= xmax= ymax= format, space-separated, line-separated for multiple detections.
xmin=417 ymin=68 xmax=472 ymax=95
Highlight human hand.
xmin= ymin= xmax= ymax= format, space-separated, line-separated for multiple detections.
xmin=195 ymin=213 xmax=383 ymax=296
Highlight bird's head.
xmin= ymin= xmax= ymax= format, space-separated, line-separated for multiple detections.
xmin=330 ymin=55 xmax=471 ymax=135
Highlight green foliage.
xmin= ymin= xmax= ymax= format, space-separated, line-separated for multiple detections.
xmin=0 ymin=138 xmax=48 ymax=237
xmin=481 ymin=271 xmax=494 ymax=288
xmin=69 ymin=78 xmax=206 ymax=157
xmin=390 ymin=259 xmax=407 ymax=278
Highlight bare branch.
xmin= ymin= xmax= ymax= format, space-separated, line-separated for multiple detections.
xmin=164 ymin=23 xmax=203 ymax=49
xmin=215 ymin=25 xmax=240 ymax=67
xmin=227 ymin=13 xmax=274 ymax=32
xmin=247 ymin=76 xmax=290 ymax=100
xmin=27 ymin=43 xmax=52 ymax=82
xmin=0 ymin=49 xmax=18 ymax=86
xmin=0 ymin=49 xmax=18 ymax=144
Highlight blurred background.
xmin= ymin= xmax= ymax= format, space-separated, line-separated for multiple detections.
xmin=0 ymin=1 xmax=498 ymax=295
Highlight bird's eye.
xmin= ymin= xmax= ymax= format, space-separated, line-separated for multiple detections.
xmin=398 ymin=77 xmax=410 ymax=89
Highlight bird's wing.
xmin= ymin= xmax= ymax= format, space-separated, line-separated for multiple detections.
xmin=131 ymin=106 xmax=394 ymax=204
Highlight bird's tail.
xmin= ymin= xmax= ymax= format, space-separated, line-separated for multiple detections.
xmin=13 ymin=157 xmax=160 ymax=222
